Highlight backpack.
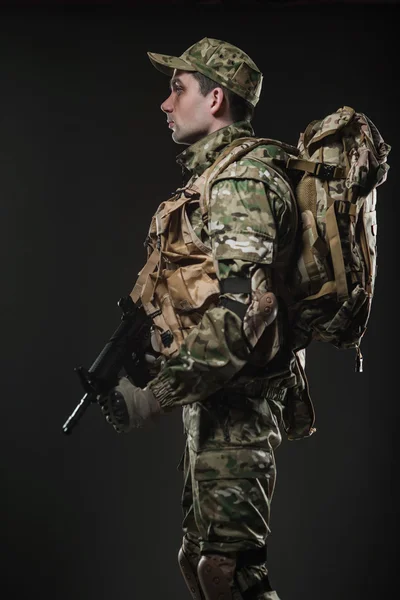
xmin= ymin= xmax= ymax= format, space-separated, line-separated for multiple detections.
xmin=282 ymin=106 xmax=390 ymax=370
xmin=201 ymin=106 xmax=390 ymax=371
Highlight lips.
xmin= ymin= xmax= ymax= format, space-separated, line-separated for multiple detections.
xmin=168 ymin=121 xmax=175 ymax=128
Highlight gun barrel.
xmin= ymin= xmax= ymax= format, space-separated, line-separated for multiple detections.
xmin=62 ymin=391 xmax=96 ymax=435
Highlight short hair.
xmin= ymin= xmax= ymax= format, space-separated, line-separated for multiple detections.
xmin=192 ymin=71 xmax=254 ymax=123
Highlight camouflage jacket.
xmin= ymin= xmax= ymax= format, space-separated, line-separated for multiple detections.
xmin=148 ymin=121 xmax=315 ymax=440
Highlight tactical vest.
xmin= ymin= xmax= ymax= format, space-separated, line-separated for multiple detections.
xmin=130 ymin=181 xmax=218 ymax=358
xmin=130 ymin=138 xmax=296 ymax=359
xmin=130 ymin=138 xmax=316 ymax=440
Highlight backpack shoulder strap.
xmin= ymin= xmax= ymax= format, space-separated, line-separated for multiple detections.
xmin=198 ymin=136 xmax=298 ymax=223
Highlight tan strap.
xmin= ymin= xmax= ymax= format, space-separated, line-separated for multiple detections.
xmin=286 ymin=157 xmax=348 ymax=180
xmin=303 ymin=279 xmax=336 ymax=301
xmin=336 ymin=201 xmax=357 ymax=216
xmin=142 ymin=300 xmax=179 ymax=357
xmin=130 ymin=248 xmax=160 ymax=304
xmin=190 ymin=171 xmax=209 ymax=223
xmin=304 ymin=208 xmax=329 ymax=256
xmin=183 ymin=207 xmax=212 ymax=256
xmin=326 ymin=203 xmax=349 ymax=301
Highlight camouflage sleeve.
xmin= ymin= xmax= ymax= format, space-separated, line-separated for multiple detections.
xmin=148 ymin=174 xmax=294 ymax=410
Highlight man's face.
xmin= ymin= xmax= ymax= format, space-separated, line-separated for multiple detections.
xmin=161 ymin=70 xmax=214 ymax=145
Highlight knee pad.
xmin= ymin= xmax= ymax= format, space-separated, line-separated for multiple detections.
xmin=178 ymin=545 xmax=204 ymax=600
xmin=197 ymin=554 xmax=243 ymax=600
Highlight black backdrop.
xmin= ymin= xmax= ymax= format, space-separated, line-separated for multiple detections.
xmin=1 ymin=3 xmax=399 ymax=599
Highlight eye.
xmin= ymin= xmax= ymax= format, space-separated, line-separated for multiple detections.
xmin=171 ymin=82 xmax=183 ymax=95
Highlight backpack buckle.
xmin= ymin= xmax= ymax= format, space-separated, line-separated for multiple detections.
xmin=314 ymin=162 xmax=336 ymax=180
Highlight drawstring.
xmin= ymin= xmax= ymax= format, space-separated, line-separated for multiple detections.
xmin=355 ymin=343 xmax=364 ymax=373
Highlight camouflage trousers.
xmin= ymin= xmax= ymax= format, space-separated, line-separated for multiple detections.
xmin=178 ymin=389 xmax=284 ymax=599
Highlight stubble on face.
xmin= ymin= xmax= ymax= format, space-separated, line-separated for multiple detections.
xmin=165 ymin=70 xmax=211 ymax=146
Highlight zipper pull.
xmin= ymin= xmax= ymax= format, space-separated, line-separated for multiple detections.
xmin=355 ymin=344 xmax=364 ymax=373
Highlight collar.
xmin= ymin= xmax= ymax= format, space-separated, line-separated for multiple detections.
xmin=176 ymin=121 xmax=255 ymax=178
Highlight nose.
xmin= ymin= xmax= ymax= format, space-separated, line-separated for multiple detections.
xmin=161 ymin=91 xmax=173 ymax=114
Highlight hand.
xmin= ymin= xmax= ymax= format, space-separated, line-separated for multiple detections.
xmin=99 ymin=376 xmax=161 ymax=433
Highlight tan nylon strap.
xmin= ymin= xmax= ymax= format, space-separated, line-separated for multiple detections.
xmin=157 ymin=193 xmax=193 ymax=223
xmin=336 ymin=201 xmax=357 ymax=216
xmin=130 ymin=248 xmax=160 ymax=304
xmin=141 ymin=271 xmax=159 ymax=305
xmin=326 ymin=203 xmax=349 ymax=301
xmin=142 ymin=300 xmax=179 ymax=357
xmin=303 ymin=279 xmax=337 ymax=301
xmin=190 ymin=171 xmax=209 ymax=221
xmin=183 ymin=208 xmax=212 ymax=255
xmin=286 ymin=157 xmax=348 ymax=179
xmin=305 ymin=208 xmax=329 ymax=257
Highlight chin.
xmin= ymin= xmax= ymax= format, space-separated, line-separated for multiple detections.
xmin=172 ymin=132 xmax=191 ymax=145
xmin=173 ymin=129 xmax=203 ymax=146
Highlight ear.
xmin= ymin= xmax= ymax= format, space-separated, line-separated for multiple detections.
xmin=209 ymin=87 xmax=226 ymax=116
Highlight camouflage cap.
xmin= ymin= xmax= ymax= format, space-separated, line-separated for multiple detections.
xmin=148 ymin=37 xmax=263 ymax=107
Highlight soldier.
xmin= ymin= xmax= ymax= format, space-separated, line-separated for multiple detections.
xmin=99 ymin=37 xmax=315 ymax=600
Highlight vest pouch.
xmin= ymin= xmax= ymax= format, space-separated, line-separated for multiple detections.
xmin=141 ymin=275 xmax=182 ymax=357
xmin=166 ymin=265 xmax=220 ymax=313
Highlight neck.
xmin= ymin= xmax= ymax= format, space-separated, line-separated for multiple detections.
xmin=206 ymin=116 xmax=234 ymax=136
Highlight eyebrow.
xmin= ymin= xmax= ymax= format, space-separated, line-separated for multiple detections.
xmin=170 ymin=77 xmax=184 ymax=90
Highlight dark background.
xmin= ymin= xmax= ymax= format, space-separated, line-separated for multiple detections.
xmin=1 ymin=2 xmax=398 ymax=599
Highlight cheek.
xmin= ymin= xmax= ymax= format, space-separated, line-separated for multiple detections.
xmin=190 ymin=99 xmax=207 ymax=122
xmin=181 ymin=94 xmax=205 ymax=118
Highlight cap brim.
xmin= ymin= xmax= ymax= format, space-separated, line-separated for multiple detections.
xmin=147 ymin=52 xmax=196 ymax=76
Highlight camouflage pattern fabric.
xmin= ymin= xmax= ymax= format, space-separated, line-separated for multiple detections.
xmin=148 ymin=122 xmax=314 ymax=443
xmin=286 ymin=107 xmax=390 ymax=356
xmin=179 ymin=388 xmax=282 ymax=598
xmin=148 ymin=37 xmax=263 ymax=107
xmin=150 ymin=123 xmax=294 ymax=407
xmin=141 ymin=121 xmax=313 ymax=599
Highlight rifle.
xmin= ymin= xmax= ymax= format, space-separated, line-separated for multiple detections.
xmin=62 ymin=295 xmax=152 ymax=435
